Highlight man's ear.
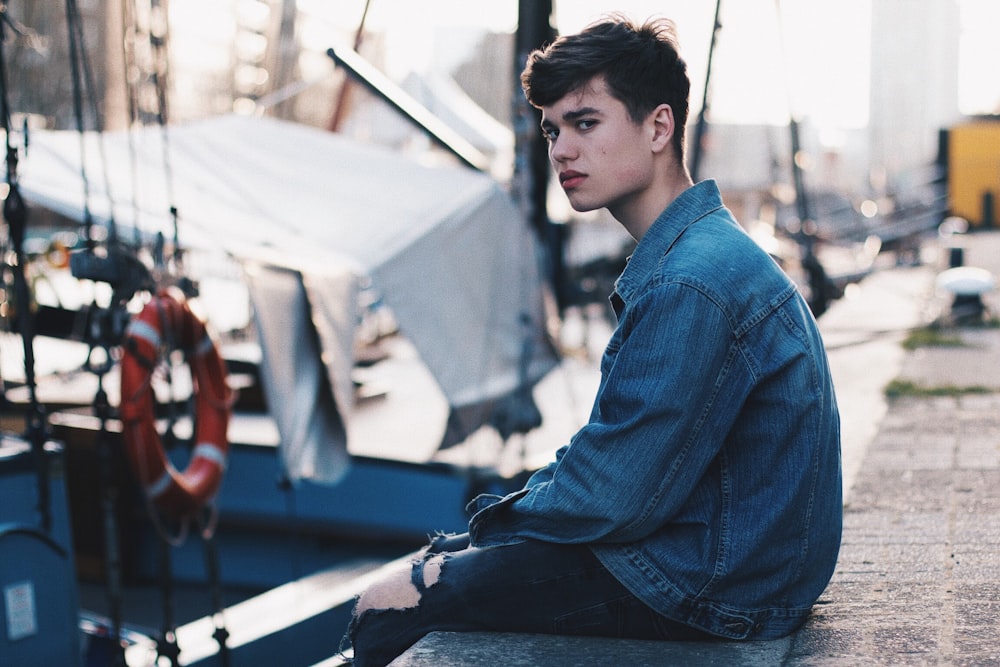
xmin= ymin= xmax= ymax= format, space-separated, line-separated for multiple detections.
xmin=650 ymin=104 xmax=674 ymax=153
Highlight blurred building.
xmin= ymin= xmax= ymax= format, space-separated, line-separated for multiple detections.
xmin=868 ymin=0 xmax=961 ymax=185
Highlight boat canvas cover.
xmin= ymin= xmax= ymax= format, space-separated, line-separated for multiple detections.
xmin=17 ymin=114 xmax=558 ymax=482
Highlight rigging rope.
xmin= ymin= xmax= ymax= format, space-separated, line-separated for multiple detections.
xmin=117 ymin=6 xmax=230 ymax=663
xmin=65 ymin=0 xmax=120 ymax=248
xmin=61 ymin=5 xmax=156 ymax=663
xmin=148 ymin=0 xmax=182 ymax=274
xmin=689 ymin=0 xmax=723 ymax=183
xmin=119 ymin=0 xmax=185 ymax=283
xmin=771 ymin=0 xmax=836 ymax=316
xmin=0 ymin=0 xmax=52 ymax=532
xmin=121 ymin=0 xmax=145 ymax=248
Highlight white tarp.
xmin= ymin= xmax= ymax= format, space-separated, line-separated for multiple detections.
xmin=18 ymin=114 xmax=557 ymax=482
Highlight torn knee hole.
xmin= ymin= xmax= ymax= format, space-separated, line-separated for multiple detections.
xmin=422 ymin=553 xmax=445 ymax=588
xmin=354 ymin=552 xmax=448 ymax=616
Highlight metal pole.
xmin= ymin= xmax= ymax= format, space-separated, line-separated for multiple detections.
xmin=328 ymin=0 xmax=371 ymax=132
xmin=513 ymin=0 xmax=559 ymax=302
xmin=690 ymin=0 xmax=722 ymax=182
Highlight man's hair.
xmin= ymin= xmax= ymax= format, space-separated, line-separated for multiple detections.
xmin=521 ymin=15 xmax=691 ymax=161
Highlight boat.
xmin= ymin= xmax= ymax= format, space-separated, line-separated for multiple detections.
xmin=1 ymin=101 xmax=596 ymax=663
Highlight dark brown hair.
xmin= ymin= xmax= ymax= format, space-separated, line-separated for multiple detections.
xmin=521 ymin=15 xmax=691 ymax=161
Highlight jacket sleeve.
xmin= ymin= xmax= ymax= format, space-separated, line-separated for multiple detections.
xmin=469 ymin=283 xmax=748 ymax=547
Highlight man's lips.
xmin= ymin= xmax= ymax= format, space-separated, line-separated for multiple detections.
xmin=559 ymin=171 xmax=586 ymax=190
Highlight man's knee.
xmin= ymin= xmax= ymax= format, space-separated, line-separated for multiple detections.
xmin=354 ymin=549 xmax=448 ymax=616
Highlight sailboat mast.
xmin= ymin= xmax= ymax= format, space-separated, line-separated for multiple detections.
xmin=329 ymin=0 xmax=371 ymax=131
xmin=689 ymin=0 xmax=722 ymax=183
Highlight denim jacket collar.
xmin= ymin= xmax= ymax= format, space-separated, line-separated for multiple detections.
xmin=613 ymin=179 xmax=724 ymax=307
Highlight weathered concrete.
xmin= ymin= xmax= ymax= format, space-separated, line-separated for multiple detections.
xmin=391 ymin=632 xmax=793 ymax=666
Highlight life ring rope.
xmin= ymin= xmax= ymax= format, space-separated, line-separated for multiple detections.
xmin=120 ymin=290 xmax=232 ymax=520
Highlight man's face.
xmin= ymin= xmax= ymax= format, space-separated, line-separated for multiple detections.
xmin=540 ymin=76 xmax=655 ymax=215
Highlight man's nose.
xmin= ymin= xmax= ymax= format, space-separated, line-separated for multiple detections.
xmin=549 ymin=136 xmax=574 ymax=163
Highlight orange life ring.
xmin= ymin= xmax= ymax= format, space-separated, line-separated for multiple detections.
xmin=119 ymin=290 xmax=231 ymax=519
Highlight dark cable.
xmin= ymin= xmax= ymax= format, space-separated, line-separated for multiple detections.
xmin=1 ymin=0 xmax=52 ymax=532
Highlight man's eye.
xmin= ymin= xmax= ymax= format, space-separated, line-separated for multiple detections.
xmin=578 ymin=119 xmax=596 ymax=131
xmin=542 ymin=127 xmax=559 ymax=141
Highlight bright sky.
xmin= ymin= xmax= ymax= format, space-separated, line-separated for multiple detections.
xmin=174 ymin=1 xmax=1000 ymax=129
xmin=293 ymin=0 xmax=868 ymax=128
xmin=957 ymin=0 xmax=1000 ymax=113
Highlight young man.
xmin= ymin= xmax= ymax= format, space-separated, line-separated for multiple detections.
xmin=345 ymin=16 xmax=841 ymax=667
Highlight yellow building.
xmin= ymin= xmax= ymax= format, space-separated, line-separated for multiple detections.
xmin=948 ymin=118 xmax=1000 ymax=227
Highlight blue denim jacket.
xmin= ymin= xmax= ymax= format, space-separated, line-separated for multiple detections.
xmin=469 ymin=180 xmax=842 ymax=640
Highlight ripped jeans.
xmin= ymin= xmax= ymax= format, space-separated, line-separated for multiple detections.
xmin=343 ymin=533 xmax=713 ymax=667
